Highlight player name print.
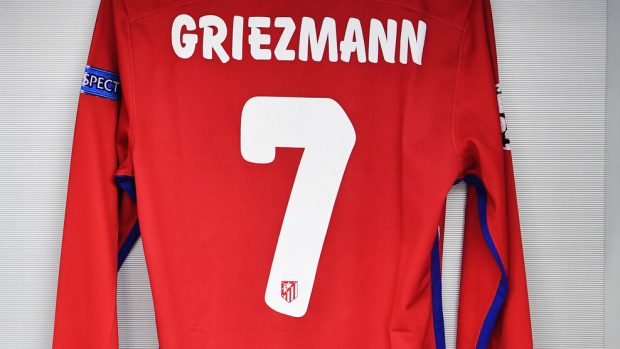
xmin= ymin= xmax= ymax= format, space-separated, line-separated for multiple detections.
xmin=171 ymin=14 xmax=427 ymax=65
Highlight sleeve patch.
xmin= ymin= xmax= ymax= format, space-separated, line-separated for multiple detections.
xmin=81 ymin=66 xmax=121 ymax=101
xmin=496 ymin=83 xmax=511 ymax=150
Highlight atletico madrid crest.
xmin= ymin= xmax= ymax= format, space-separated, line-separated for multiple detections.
xmin=281 ymin=281 xmax=298 ymax=303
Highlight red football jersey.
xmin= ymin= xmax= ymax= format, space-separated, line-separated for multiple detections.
xmin=53 ymin=0 xmax=533 ymax=348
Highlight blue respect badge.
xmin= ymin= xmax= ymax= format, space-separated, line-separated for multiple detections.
xmin=81 ymin=66 xmax=121 ymax=101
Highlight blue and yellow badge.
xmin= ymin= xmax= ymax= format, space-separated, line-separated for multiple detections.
xmin=81 ymin=66 xmax=121 ymax=101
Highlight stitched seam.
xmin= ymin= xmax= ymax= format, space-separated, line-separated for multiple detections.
xmin=128 ymin=0 xmax=211 ymax=23
xmin=121 ymin=0 xmax=138 ymax=173
xmin=128 ymin=0 xmax=470 ymax=30
xmin=375 ymin=0 xmax=465 ymax=32
xmin=450 ymin=1 xmax=475 ymax=174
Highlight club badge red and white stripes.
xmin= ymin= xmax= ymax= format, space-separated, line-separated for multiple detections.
xmin=281 ymin=281 xmax=298 ymax=303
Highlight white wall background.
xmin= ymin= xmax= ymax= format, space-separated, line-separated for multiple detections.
xmin=606 ymin=0 xmax=619 ymax=347
xmin=0 ymin=0 xmax=608 ymax=348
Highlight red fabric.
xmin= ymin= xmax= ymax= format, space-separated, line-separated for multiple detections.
xmin=53 ymin=0 xmax=532 ymax=348
xmin=452 ymin=0 xmax=532 ymax=348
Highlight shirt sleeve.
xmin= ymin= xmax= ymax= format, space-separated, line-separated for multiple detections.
xmin=53 ymin=0 xmax=137 ymax=347
xmin=452 ymin=0 xmax=533 ymax=347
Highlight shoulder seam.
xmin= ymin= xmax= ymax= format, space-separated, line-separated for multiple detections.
xmin=127 ymin=0 xmax=208 ymax=23
xmin=375 ymin=0 xmax=466 ymax=32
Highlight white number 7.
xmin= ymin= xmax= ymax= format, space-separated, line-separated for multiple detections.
xmin=241 ymin=97 xmax=356 ymax=317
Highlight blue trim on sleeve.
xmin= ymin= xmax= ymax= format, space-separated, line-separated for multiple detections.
xmin=431 ymin=229 xmax=446 ymax=349
xmin=458 ymin=175 xmax=509 ymax=349
xmin=81 ymin=66 xmax=121 ymax=101
xmin=115 ymin=175 xmax=141 ymax=271
xmin=116 ymin=175 xmax=137 ymax=201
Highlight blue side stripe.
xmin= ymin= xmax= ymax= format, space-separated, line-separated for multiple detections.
xmin=431 ymin=229 xmax=446 ymax=349
xmin=118 ymin=221 xmax=140 ymax=271
xmin=115 ymin=175 xmax=140 ymax=271
xmin=458 ymin=175 xmax=508 ymax=349
xmin=116 ymin=175 xmax=137 ymax=201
